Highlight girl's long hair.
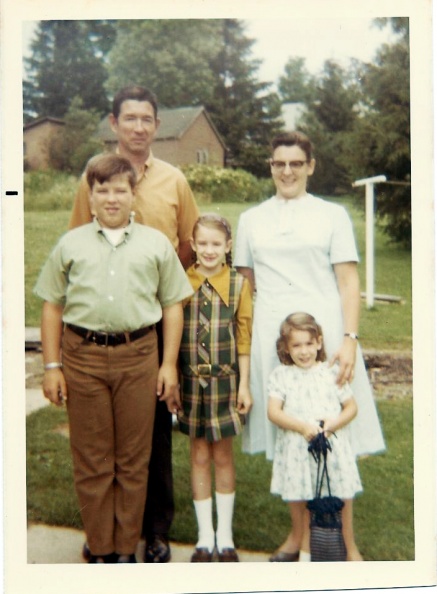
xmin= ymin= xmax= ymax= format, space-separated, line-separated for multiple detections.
xmin=192 ymin=213 xmax=233 ymax=267
xmin=276 ymin=312 xmax=326 ymax=366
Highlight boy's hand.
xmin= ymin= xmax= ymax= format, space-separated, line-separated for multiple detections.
xmin=43 ymin=369 xmax=67 ymax=406
xmin=156 ymin=363 xmax=181 ymax=414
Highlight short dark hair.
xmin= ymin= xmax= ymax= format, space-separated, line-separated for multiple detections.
xmin=271 ymin=131 xmax=313 ymax=162
xmin=276 ymin=312 xmax=326 ymax=366
xmin=112 ymin=85 xmax=159 ymax=120
xmin=86 ymin=154 xmax=137 ymax=190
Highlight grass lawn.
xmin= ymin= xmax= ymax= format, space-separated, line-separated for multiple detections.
xmin=27 ymin=398 xmax=413 ymax=561
xmin=25 ymin=192 xmax=413 ymax=561
xmin=25 ymin=197 xmax=412 ymax=351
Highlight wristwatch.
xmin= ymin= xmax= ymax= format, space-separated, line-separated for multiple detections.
xmin=344 ymin=332 xmax=359 ymax=340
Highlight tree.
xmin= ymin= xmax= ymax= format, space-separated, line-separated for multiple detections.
xmin=23 ymin=20 xmax=116 ymax=122
xmin=106 ymin=19 xmax=282 ymax=176
xmin=105 ymin=20 xmax=221 ymax=107
xmin=206 ymin=20 xmax=283 ymax=176
xmin=49 ymin=97 xmax=102 ymax=174
xmin=278 ymin=57 xmax=316 ymax=104
xmin=300 ymin=60 xmax=360 ymax=194
xmin=346 ymin=18 xmax=411 ymax=245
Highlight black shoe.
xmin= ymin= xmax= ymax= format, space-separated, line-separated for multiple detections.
xmin=144 ymin=535 xmax=171 ymax=563
xmin=82 ymin=542 xmax=91 ymax=561
xmin=86 ymin=548 xmax=118 ymax=563
xmin=117 ymin=553 xmax=137 ymax=563
xmin=88 ymin=553 xmax=118 ymax=563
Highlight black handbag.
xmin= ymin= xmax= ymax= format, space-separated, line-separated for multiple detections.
xmin=306 ymin=424 xmax=347 ymax=562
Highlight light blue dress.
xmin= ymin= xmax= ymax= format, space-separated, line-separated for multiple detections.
xmin=269 ymin=362 xmax=363 ymax=501
xmin=234 ymin=193 xmax=386 ymax=460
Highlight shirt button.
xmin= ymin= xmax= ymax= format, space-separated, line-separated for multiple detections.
xmin=110 ymin=270 xmax=115 ymax=276
xmin=204 ymin=301 xmax=208 ymax=306
xmin=108 ymin=296 xmax=114 ymax=301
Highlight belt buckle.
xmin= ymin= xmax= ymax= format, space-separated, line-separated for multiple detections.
xmin=197 ymin=364 xmax=212 ymax=376
xmin=92 ymin=331 xmax=110 ymax=347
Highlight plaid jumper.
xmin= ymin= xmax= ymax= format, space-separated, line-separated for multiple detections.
xmin=179 ymin=265 xmax=252 ymax=442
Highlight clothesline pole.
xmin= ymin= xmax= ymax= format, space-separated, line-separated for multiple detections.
xmin=352 ymin=175 xmax=387 ymax=308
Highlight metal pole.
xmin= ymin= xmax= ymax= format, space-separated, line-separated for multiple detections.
xmin=365 ymin=182 xmax=375 ymax=308
xmin=352 ymin=175 xmax=386 ymax=309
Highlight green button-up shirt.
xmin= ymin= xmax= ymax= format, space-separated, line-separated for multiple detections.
xmin=34 ymin=218 xmax=194 ymax=332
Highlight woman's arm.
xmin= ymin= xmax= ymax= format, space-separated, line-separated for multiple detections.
xmin=332 ymin=261 xmax=360 ymax=385
xmin=268 ymin=397 xmax=319 ymax=442
xmin=235 ymin=266 xmax=255 ymax=294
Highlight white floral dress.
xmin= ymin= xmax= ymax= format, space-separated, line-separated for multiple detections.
xmin=269 ymin=362 xmax=363 ymax=502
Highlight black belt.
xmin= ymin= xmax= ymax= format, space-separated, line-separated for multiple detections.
xmin=66 ymin=323 xmax=155 ymax=347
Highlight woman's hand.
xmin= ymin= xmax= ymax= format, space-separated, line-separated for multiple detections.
xmin=330 ymin=337 xmax=357 ymax=386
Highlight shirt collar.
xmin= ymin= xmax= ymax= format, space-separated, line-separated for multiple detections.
xmin=186 ymin=264 xmax=232 ymax=306
xmin=93 ymin=215 xmax=135 ymax=237
xmin=115 ymin=147 xmax=154 ymax=182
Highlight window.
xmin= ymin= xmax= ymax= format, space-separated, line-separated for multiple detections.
xmin=196 ymin=149 xmax=209 ymax=164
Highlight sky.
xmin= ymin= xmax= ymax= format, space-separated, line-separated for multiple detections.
xmin=22 ymin=17 xmax=396 ymax=86
xmin=244 ymin=18 xmax=395 ymax=86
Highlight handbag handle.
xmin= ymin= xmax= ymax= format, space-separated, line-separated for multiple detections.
xmin=310 ymin=421 xmax=334 ymax=499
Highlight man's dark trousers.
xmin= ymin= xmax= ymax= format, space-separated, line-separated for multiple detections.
xmin=142 ymin=320 xmax=174 ymax=542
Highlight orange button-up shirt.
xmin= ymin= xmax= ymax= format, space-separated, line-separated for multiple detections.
xmin=69 ymin=151 xmax=199 ymax=251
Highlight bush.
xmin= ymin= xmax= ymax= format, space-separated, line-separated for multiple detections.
xmin=24 ymin=170 xmax=79 ymax=211
xmin=180 ymin=164 xmax=273 ymax=203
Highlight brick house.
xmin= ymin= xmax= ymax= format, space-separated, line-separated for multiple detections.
xmin=96 ymin=106 xmax=226 ymax=167
xmin=23 ymin=117 xmax=65 ymax=170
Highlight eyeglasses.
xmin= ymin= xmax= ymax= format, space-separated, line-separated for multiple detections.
xmin=269 ymin=160 xmax=308 ymax=172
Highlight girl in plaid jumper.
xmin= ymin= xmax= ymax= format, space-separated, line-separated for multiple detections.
xmin=179 ymin=214 xmax=253 ymax=562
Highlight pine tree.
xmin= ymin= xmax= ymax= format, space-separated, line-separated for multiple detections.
xmin=23 ymin=20 xmax=116 ymax=121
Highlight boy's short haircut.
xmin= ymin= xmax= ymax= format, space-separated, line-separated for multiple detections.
xmin=86 ymin=153 xmax=137 ymax=190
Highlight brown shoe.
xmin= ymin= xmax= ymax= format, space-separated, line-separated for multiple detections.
xmin=269 ymin=550 xmax=299 ymax=562
xmin=191 ymin=547 xmax=213 ymax=562
xmin=218 ymin=548 xmax=239 ymax=562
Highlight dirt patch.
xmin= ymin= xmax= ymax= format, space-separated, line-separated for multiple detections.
xmin=26 ymin=347 xmax=412 ymax=400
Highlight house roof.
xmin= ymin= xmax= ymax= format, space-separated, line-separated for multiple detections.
xmin=97 ymin=106 xmax=226 ymax=149
xmin=24 ymin=116 xmax=65 ymax=131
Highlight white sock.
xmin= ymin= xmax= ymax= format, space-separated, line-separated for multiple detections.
xmin=299 ymin=550 xmax=311 ymax=562
xmin=193 ymin=498 xmax=215 ymax=552
xmin=215 ymin=491 xmax=235 ymax=552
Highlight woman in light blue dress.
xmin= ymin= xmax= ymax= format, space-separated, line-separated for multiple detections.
xmin=234 ymin=131 xmax=385 ymax=560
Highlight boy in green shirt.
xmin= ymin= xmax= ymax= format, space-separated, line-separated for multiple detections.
xmin=34 ymin=154 xmax=193 ymax=563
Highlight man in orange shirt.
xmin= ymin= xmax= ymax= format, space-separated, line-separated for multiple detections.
xmin=69 ymin=85 xmax=199 ymax=562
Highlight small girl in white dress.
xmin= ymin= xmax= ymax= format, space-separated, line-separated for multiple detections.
xmin=267 ymin=312 xmax=362 ymax=562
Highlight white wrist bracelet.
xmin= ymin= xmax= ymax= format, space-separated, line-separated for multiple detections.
xmin=44 ymin=362 xmax=63 ymax=370
xmin=344 ymin=333 xmax=359 ymax=340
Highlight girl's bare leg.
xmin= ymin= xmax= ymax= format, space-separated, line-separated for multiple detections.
xmin=342 ymin=499 xmax=363 ymax=561
xmin=190 ymin=438 xmax=212 ymax=500
xmin=212 ymin=437 xmax=235 ymax=494
xmin=274 ymin=501 xmax=306 ymax=554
